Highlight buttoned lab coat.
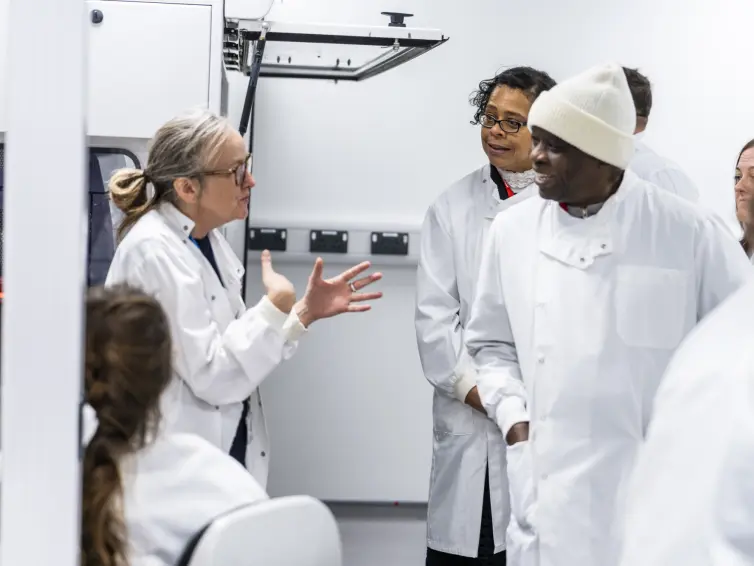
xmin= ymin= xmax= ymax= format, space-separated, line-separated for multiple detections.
xmin=620 ymin=278 xmax=754 ymax=566
xmin=630 ymin=140 xmax=700 ymax=203
xmin=415 ymin=164 xmax=535 ymax=557
xmin=464 ymin=171 xmax=752 ymax=566
xmin=122 ymin=432 xmax=269 ymax=566
xmin=106 ymin=202 xmax=306 ymax=488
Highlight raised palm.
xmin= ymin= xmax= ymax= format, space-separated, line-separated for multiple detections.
xmin=300 ymin=258 xmax=383 ymax=323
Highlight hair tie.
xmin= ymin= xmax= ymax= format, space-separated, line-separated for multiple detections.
xmin=141 ymin=170 xmax=152 ymax=184
xmin=81 ymin=402 xmax=99 ymax=448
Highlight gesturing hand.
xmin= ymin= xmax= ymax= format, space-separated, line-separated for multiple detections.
xmin=260 ymin=250 xmax=296 ymax=313
xmin=294 ymin=258 xmax=383 ymax=327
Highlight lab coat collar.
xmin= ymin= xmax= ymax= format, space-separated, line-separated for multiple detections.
xmin=482 ymin=166 xmax=535 ymax=219
xmin=158 ymin=201 xmax=196 ymax=240
xmin=157 ymin=202 xmax=245 ymax=282
xmin=539 ymin=170 xmax=638 ymax=268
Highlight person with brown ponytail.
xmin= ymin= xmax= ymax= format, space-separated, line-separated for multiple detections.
xmin=735 ymin=139 xmax=754 ymax=261
xmin=105 ymin=108 xmax=383 ymax=489
xmin=81 ymin=285 xmax=267 ymax=566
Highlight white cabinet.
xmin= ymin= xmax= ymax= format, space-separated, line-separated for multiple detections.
xmin=86 ymin=1 xmax=212 ymax=139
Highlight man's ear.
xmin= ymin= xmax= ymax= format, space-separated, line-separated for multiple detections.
xmin=173 ymin=177 xmax=200 ymax=204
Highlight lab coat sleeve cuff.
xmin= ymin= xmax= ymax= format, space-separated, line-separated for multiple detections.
xmin=255 ymin=295 xmax=290 ymax=332
xmin=498 ymin=397 xmax=529 ymax=438
xmin=453 ymin=371 xmax=477 ymax=403
xmin=282 ymin=310 xmax=307 ymax=342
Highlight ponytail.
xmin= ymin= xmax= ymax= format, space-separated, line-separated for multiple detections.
xmin=80 ymin=426 xmax=127 ymax=566
xmin=108 ymin=168 xmax=155 ymax=242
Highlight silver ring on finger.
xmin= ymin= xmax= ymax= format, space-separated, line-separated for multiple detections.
xmin=349 ymin=282 xmax=357 ymax=293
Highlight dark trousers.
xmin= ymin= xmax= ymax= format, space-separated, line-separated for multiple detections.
xmin=229 ymin=399 xmax=250 ymax=466
xmin=426 ymin=467 xmax=506 ymax=566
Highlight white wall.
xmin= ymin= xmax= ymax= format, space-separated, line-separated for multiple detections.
xmin=233 ymin=0 xmax=754 ymax=563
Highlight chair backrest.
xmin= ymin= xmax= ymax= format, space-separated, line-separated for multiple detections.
xmin=178 ymin=496 xmax=342 ymax=566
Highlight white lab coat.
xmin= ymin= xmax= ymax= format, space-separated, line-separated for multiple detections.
xmin=619 ymin=278 xmax=754 ymax=566
xmin=415 ymin=165 xmax=535 ymax=557
xmin=630 ymin=140 xmax=699 ymax=202
xmin=106 ymin=202 xmax=306 ymax=488
xmin=123 ymin=432 xmax=268 ymax=566
xmin=464 ymin=170 xmax=752 ymax=566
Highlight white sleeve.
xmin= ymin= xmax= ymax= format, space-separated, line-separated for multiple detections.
xmin=128 ymin=245 xmax=305 ymax=406
xmin=414 ymin=204 xmax=475 ymax=402
xmin=649 ymin=167 xmax=700 ymax=203
xmin=464 ymin=217 xmax=528 ymax=436
xmin=695 ymin=212 xmax=754 ymax=319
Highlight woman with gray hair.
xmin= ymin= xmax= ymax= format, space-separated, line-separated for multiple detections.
xmin=106 ymin=108 xmax=383 ymax=488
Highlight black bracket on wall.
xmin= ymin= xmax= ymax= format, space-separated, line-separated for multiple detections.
xmin=371 ymin=231 xmax=409 ymax=256
xmin=248 ymin=227 xmax=287 ymax=252
xmin=310 ymin=230 xmax=348 ymax=254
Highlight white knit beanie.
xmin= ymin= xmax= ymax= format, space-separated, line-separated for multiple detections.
xmin=528 ymin=63 xmax=636 ymax=169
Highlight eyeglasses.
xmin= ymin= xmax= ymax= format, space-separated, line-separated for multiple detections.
xmin=200 ymin=153 xmax=252 ymax=186
xmin=480 ymin=114 xmax=527 ymax=134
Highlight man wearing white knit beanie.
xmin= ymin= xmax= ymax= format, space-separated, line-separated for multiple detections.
xmin=464 ymin=63 xmax=752 ymax=566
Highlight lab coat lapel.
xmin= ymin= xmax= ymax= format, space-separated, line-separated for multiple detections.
xmin=538 ymin=204 xmax=614 ymax=269
xmin=483 ymin=168 xmax=537 ymax=220
xmin=209 ymin=230 xmax=247 ymax=318
xmin=159 ymin=203 xmax=244 ymax=322
xmin=536 ymin=176 xmax=639 ymax=269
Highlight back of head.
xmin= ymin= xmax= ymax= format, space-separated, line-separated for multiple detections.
xmin=528 ymin=62 xmax=637 ymax=169
xmin=81 ymin=285 xmax=173 ymax=566
xmin=108 ymin=108 xmax=233 ymax=241
xmin=622 ymin=67 xmax=652 ymax=119
xmin=470 ymin=65 xmax=557 ymax=124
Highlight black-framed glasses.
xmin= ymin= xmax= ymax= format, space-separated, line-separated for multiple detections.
xmin=480 ymin=114 xmax=527 ymax=134
xmin=200 ymin=153 xmax=252 ymax=186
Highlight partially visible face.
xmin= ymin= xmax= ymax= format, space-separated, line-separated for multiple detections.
xmin=197 ymin=130 xmax=254 ymax=227
xmin=735 ymin=147 xmax=754 ymax=226
xmin=480 ymin=86 xmax=535 ymax=172
xmin=530 ymin=126 xmax=604 ymax=204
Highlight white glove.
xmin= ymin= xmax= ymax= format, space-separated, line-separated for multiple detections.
xmin=506 ymin=440 xmax=538 ymax=566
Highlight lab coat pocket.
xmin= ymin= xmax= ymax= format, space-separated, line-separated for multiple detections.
xmin=507 ymin=441 xmax=536 ymax=530
xmin=507 ymin=518 xmax=539 ymax=566
xmin=432 ymin=392 xmax=474 ymax=435
xmin=615 ymin=266 xmax=688 ymax=350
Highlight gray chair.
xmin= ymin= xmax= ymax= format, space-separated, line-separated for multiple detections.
xmin=176 ymin=495 xmax=343 ymax=566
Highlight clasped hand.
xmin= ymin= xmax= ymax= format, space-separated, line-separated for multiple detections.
xmin=259 ymin=249 xmax=383 ymax=327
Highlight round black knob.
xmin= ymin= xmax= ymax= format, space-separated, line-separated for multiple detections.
xmin=91 ymin=9 xmax=104 ymax=24
xmin=381 ymin=12 xmax=413 ymax=28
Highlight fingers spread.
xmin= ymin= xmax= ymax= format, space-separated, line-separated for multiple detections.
xmin=347 ymin=304 xmax=372 ymax=313
xmin=350 ymin=291 xmax=383 ymax=302
xmin=350 ymin=272 xmax=383 ymax=290
xmin=337 ymin=261 xmax=372 ymax=282
xmin=309 ymin=257 xmax=324 ymax=281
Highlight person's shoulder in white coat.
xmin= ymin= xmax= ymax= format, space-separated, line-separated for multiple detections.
xmin=620 ymin=278 xmax=754 ymax=566
xmin=123 ymin=431 xmax=268 ymax=566
xmin=630 ymin=140 xmax=700 ymax=203
xmin=427 ymin=166 xmax=487 ymax=223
